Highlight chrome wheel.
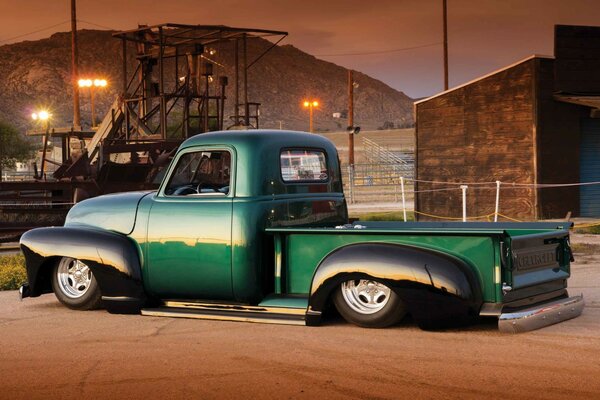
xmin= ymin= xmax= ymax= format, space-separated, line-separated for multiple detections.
xmin=340 ymin=279 xmax=392 ymax=315
xmin=56 ymin=257 xmax=92 ymax=299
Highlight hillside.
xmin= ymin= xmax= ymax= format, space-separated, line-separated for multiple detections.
xmin=0 ymin=29 xmax=414 ymax=132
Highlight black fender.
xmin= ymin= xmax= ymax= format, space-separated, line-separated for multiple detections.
xmin=306 ymin=243 xmax=483 ymax=327
xmin=19 ymin=226 xmax=145 ymax=313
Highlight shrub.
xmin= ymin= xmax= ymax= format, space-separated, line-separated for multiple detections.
xmin=573 ymin=225 xmax=600 ymax=235
xmin=0 ymin=254 xmax=27 ymax=290
xmin=352 ymin=211 xmax=415 ymax=222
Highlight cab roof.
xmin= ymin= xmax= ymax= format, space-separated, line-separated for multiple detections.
xmin=179 ymin=129 xmax=336 ymax=152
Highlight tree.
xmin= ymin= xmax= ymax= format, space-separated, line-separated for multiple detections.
xmin=0 ymin=120 xmax=35 ymax=182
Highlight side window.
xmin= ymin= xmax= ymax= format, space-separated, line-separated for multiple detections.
xmin=280 ymin=149 xmax=328 ymax=182
xmin=165 ymin=150 xmax=231 ymax=196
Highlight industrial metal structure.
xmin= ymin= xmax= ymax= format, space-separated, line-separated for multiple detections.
xmin=0 ymin=24 xmax=287 ymax=238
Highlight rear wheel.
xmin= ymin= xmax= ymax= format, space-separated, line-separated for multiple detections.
xmin=51 ymin=257 xmax=102 ymax=310
xmin=333 ymin=278 xmax=406 ymax=328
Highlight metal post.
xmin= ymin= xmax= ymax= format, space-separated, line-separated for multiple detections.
xmin=71 ymin=0 xmax=81 ymax=129
xmin=90 ymin=86 xmax=95 ymax=128
xmin=243 ymin=34 xmax=249 ymax=127
xmin=122 ymin=38 xmax=128 ymax=93
xmin=460 ymin=185 xmax=468 ymax=222
xmin=443 ymin=0 xmax=449 ymax=91
xmin=494 ymin=180 xmax=501 ymax=222
xmin=348 ymin=69 xmax=355 ymax=166
xmin=205 ymin=73 xmax=211 ymax=132
xmin=401 ymin=176 xmax=407 ymax=222
xmin=234 ymin=39 xmax=239 ymax=125
xmin=39 ymin=122 xmax=49 ymax=180
xmin=158 ymin=27 xmax=166 ymax=139
xmin=309 ymin=104 xmax=314 ymax=133
xmin=348 ymin=165 xmax=354 ymax=204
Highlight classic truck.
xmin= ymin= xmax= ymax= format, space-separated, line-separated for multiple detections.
xmin=19 ymin=130 xmax=584 ymax=333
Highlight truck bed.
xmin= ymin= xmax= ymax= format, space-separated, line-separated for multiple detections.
xmin=267 ymin=221 xmax=573 ymax=306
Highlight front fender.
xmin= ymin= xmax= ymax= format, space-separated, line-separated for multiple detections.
xmin=20 ymin=227 xmax=145 ymax=313
xmin=307 ymin=243 xmax=483 ymax=326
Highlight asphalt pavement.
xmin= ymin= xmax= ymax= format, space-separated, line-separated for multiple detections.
xmin=1 ymin=237 xmax=599 ymax=400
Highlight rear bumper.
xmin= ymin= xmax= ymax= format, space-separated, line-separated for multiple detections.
xmin=19 ymin=284 xmax=31 ymax=300
xmin=498 ymin=295 xmax=584 ymax=333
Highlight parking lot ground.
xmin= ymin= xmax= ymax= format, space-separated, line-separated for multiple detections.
xmin=1 ymin=234 xmax=599 ymax=400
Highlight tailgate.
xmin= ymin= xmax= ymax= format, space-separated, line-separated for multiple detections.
xmin=505 ymin=230 xmax=573 ymax=292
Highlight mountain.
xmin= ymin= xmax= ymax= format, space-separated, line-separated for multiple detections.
xmin=0 ymin=29 xmax=413 ymax=133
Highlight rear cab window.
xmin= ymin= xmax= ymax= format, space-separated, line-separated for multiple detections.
xmin=280 ymin=149 xmax=328 ymax=183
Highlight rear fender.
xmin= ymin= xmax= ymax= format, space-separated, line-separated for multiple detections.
xmin=19 ymin=227 xmax=145 ymax=313
xmin=306 ymin=243 xmax=483 ymax=326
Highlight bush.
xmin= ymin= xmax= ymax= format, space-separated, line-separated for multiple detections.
xmin=0 ymin=254 xmax=27 ymax=290
xmin=352 ymin=211 xmax=415 ymax=222
xmin=573 ymin=225 xmax=600 ymax=234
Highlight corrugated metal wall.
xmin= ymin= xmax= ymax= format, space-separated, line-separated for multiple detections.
xmin=580 ymin=119 xmax=600 ymax=217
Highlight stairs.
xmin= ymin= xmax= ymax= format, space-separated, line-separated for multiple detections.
xmin=86 ymin=98 xmax=124 ymax=162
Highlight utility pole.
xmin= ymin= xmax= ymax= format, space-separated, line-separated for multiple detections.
xmin=443 ymin=0 xmax=449 ymax=91
xmin=71 ymin=0 xmax=81 ymax=129
xmin=348 ymin=69 xmax=355 ymax=167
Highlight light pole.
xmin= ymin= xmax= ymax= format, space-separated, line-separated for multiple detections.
xmin=31 ymin=110 xmax=51 ymax=180
xmin=303 ymin=100 xmax=319 ymax=133
xmin=78 ymin=78 xmax=107 ymax=128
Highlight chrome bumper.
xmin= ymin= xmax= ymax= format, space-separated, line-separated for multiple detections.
xmin=498 ymin=295 xmax=584 ymax=333
xmin=18 ymin=284 xmax=30 ymax=300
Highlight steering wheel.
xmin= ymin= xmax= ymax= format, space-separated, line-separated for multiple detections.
xmin=172 ymin=184 xmax=200 ymax=196
xmin=196 ymin=182 xmax=220 ymax=193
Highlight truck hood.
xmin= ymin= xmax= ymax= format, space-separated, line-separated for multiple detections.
xmin=65 ymin=191 xmax=154 ymax=235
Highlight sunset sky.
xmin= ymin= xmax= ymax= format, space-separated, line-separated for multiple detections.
xmin=1 ymin=0 xmax=599 ymax=98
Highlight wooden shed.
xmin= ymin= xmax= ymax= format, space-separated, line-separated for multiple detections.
xmin=415 ymin=25 xmax=600 ymax=221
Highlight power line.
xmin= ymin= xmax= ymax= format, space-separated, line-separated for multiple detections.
xmin=0 ymin=18 xmax=116 ymax=45
xmin=0 ymin=20 xmax=70 ymax=44
xmin=315 ymin=42 xmax=441 ymax=57
xmin=77 ymin=19 xmax=116 ymax=31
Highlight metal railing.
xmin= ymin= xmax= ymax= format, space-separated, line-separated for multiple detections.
xmin=343 ymin=162 xmax=415 ymax=204
xmin=362 ymin=137 xmax=414 ymax=166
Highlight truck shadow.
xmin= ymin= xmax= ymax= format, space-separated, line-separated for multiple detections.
xmin=321 ymin=308 xmax=499 ymax=333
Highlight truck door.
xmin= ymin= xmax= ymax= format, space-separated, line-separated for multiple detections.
xmin=145 ymin=147 xmax=234 ymax=300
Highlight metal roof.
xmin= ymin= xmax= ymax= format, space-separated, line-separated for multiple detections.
xmin=554 ymin=94 xmax=600 ymax=109
xmin=112 ymin=23 xmax=288 ymax=46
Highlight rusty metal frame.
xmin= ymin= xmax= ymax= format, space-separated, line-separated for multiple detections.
xmin=115 ymin=24 xmax=287 ymax=139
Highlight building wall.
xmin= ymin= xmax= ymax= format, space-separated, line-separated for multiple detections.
xmin=415 ymin=60 xmax=537 ymax=221
xmin=536 ymin=58 xmax=584 ymax=218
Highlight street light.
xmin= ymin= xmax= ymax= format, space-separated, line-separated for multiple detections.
xmin=31 ymin=110 xmax=50 ymax=122
xmin=302 ymin=99 xmax=319 ymax=133
xmin=31 ymin=109 xmax=52 ymax=180
xmin=78 ymin=78 xmax=108 ymax=128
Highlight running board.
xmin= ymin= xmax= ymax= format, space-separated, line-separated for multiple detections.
xmin=141 ymin=300 xmax=307 ymax=326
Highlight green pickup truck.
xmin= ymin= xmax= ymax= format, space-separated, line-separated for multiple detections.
xmin=19 ymin=130 xmax=584 ymax=333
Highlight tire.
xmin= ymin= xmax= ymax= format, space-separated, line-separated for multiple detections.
xmin=333 ymin=278 xmax=406 ymax=328
xmin=51 ymin=257 xmax=103 ymax=310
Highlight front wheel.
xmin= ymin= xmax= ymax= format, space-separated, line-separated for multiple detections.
xmin=51 ymin=257 xmax=102 ymax=310
xmin=333 ymin=278 xmax=406 ymax=328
